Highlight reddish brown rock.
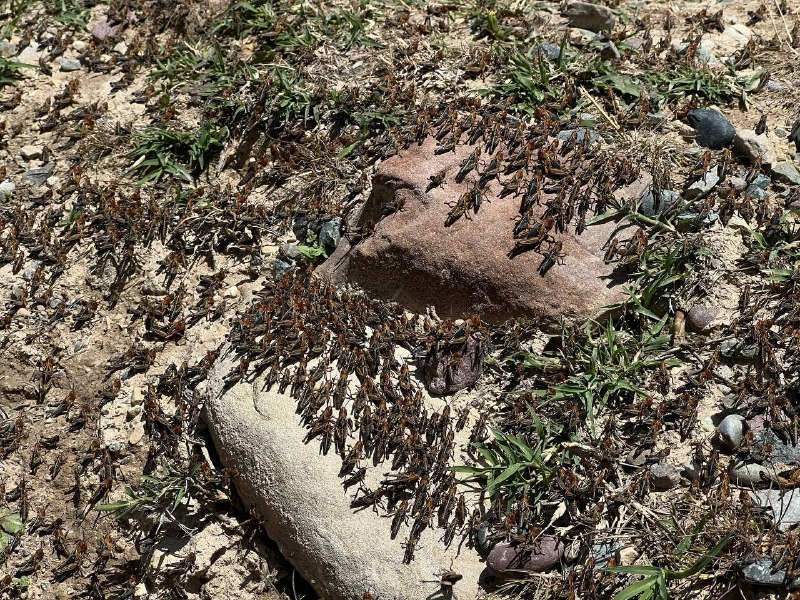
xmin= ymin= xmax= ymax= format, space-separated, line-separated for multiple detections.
xmin=322 ymin=138 xmax=629 ymax=324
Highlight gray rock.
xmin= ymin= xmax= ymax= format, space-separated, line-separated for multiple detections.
xmin=733 ymin=131 xmax=777 ymax=166
xmin=487 ymin=537 xmax=564 ymax=575
xmin=729 ymin=176 xmax=748 ymax=191
xmin=749 ymin=173 xmax=771 ymax=190
xmin=0 ymin=180 xmax=14 ymax=201
xmin=685 ymin=167 xmax=720 ymax=200
xmin=682 ymin=459 xmax=703 ymax=481
xmin=637 ymin=186 xmax=678 ymax=217
xmin=742 ymin=557 xmax=800 ymax=587
xmin=274 ymin=257 xmax=296 ymax=279
xmin=24 ymin=163 xmax=55 ymax=186
xmin=729 ymin=461 xmax=767 ymax=486
xmin=650 ymin=463 xmax=681 ymax=491
xmin=720 ymin=338 xmax=757 ymax=361
xmin=20 ymin=145 xmax=43 ymax=161
xmin=755 ymin=430 xmax=800 ymax=464
xmin=58 ymin=57 xmax=81 ymax=72
xmin=561 ymin=1 xmax=616 ymax=32
xmin=534 ymin=43 xmax=561 ymax=61
xmin=772 ymin=162 xmax=800 ymax=186
xmin=686 ymin=305 xmax=717 ymax=332
xmin=0 ymin=41 xmax=17 ymax=58
xmin=205 ymin=353 xmax=485 ymax=600
xmin=279 ymin=243 xmax=301 ymax=260
xmin=752 ymin=489 xmax=800 ymax=531
xmin=91 ymin=21 xmax=118 ymax=41
xmin=557 ymin=128 xmax=599 ymax=144
xmin=717 ymin=414 xmax=747 ymax=449
xmin=591 ymin=541 xmax=620 ymax=568
xmin=686 ymin=109 xmax=735 ymax=149
xmin=319 ymin=218 xmax=342 ymax=251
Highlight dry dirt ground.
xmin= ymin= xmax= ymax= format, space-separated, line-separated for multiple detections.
xmin=0 ymin=0 xmax=799 ymax=599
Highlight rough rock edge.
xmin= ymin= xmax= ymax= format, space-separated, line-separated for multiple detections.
xmin=206 ymin=351 xmax=486 ymax=600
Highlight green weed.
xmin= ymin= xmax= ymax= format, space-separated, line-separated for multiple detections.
xmin=128 ymin=122 xmax=228 ymax=184
xmin=0 ymin=508 xmax=23 ymax=552
xmin=0 ymin=57 xmax=36 ymax=86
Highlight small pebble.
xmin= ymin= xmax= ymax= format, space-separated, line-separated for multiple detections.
xmin=58 ymin=57 xmax=82 ymax=72
xmin=729 ymin=461 xmax=767 ymax=486
xmin=717 ymin=414 xmax=747 ymax=449
xmin=650 ymin=463 xmax=681 ymax=491
xmin=72 ymin=40 xmax=87 ymax=52
xmin=113 ymin=41 xmax=128 ymax=54
xmin=319 ymin=218 xmax=342 ymax=251
xmin=686 ymin=305 xmax=717 ymax=332
xmin=487 ymin=537 xmax=564 ymax=575
xmin=772 ymin=162 xmax=800 ymax=186
xmin=91 ymin=21 xmax=118 ymax=41
xmin=561 ymin=1 xmax=616 ymax=32
xmin=126 ymin=406 xmax=142 ymax=421
xmin=686 ymin=109 xmax=735 ymax=149
xmin=20 ymin=145 xmax=43 ymax=160
xmin=733 ymin=130 xmax=776 ymax=166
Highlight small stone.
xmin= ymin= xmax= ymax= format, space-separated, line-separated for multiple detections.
xmin=133 ymin=582 xmax=148 ymax=599
xmin=733 ymin=131 xmax=777 ymax=166
xmin=753 ymin=489 xmax=800 ymax=531
xmin=534 ymin=43 xmax=561 ymax=61
xmin=720 ymin=339 xmax=757 ymax=361
xmin=625 ymin=447 xmax=652 ymax=466
xmin=20 ymin=145 xmax=43 ymax=160
xmin=16 ymin=308 xmax=30 ymax=318
xmin=755 ymin=430 xmax=800 ymax=464
xmin=141 ymin=281 xmax=168 ymax=296
xmin=742 ymin=557 xmax=800 ymax=587
xmin=91 ymin=22 xmax=118 ymax=42
xmin=0 ymin=41 xmax=17 ymax=58
xmin=561 ymin=1 xmax=616 ymax=32
xmin=274 ymin=257 xmax=296 ymax=279
xmin=112 ymin=41 xmax=128 ymax=55
xmin=600 ymin=41 xmax=621 ymax=60
xmin=686 ymin=305 xmax=717 ymax=332
xmin=319 ymin=218 xmax=342 ymax=251
xmin=685 ymin=167 xmax=720 ymax=200
xmin=223 ymin=286 xmax=239 ymax=299
xmin=474 ymin=523 xmax=496 ymax=555
xmin=72 ymin=40 xmax=87 ymax=52
xmin=591 ymin=541 xmax=621 ymax=568
xmin=25 ymin=163 xmax=55 ymax=186
xmin=717 ymin=414 xmax=747 ymax=449
xmin=746 ymin=174 xmax=771 ymax=200
xmin=17 ymin=43 xmax=40 ymax=64
xmin=686 ymin=109 xmax=735 ymax=149
xmin=0 ymin=180 xmax=15 ymax=201
xmin=775 ymin=126 xmax=789 ymax=138
xmin=682 ymin=460 xmax=703 ymax=481
xmin=557 ymin=128 xmax=599 ymax=144
xmin=650 ymin=463 xmax=681 ymax=491
xmin=58 ymin=57 xmax=82 ymax=72
xmin=723 ymin=24 xmax=751 ymax=44
xmin=638 ymin=186 xmax=678 ymax=218
xmin=487 ymin=537 xmax=564 ymax=575
xmin=279 ymin=243 xmax=300 ymax=259
xmin=618 ymin=547 xmax=639 ymax=566
xmin=129 ymin=424 xmax=145 ymax=446
xmin=729 ymin=176 xmax=747 ymax=191
xmin=126 ymin=406 xmax=142 ymax=421
xmin=772 ymin=162 xmax=800 ymax=186
xmin=729 ymin=461 xmax=767 ymax=486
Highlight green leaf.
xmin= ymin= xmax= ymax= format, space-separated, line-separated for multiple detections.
xmin=492 ymin=462 xmax=524 ymax=489
xmin=613 ymin=575 xmax=659 ymax=600
xmin=96 ymin=501 xmax=133 ymax=512
xmin=0 ymin=511 xmax=23 ymax=534
xmin=337 ymin=142 xmax=358 ymax=158
xmin=607 ymin=566 xmax=662 ymax=576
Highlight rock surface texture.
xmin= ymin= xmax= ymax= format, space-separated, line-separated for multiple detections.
xmin=561 ymin=1 xmax=617 ymax=32
xmin=206 ymin=353 xmax=486 ymax=600
xmin=686 ymin=109 xmax=735 ymax=149
xmin=322 ymin=138 xmax=625 ymax=324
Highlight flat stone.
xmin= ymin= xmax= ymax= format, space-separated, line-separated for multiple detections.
xmin=113 ymin=41 xmax=128 ymax=54
xmin=72 ymin=40 xmax=87 ymax=52
xmin=274 ymin=257 xmax=296 ymax=279
xmin=24 ymin=163 xmax=55 ymax=186
xmin=685 ymin=167 xmax=720 ymax=200
xmin=729 ymin=461 xmax=767 ymax=487
xmin=20 ymin=145 xmax=43 ymax=160
xmin=733 ymin=131 xmax=777 ymax=166
xmin=16 ymin=43 xmax=40 ymax=64
xmin=0 ymin=41 xmax=17 ymax=58
xmin=320 ymin=137 xmax=626 ymax=325
xmin=58 ymin=57 xmax=81 ymax=72
xmin=755 ymin=430 xmax=800 ymax=464
xmin=686 ymin=109 xmax=735 ymax=149
xmin=752 ymin=489 xmax=800 ymax=531
xmin=561 ymin=1 xmax=616 ymax=32
xmin=487 ymin=537 xmax=564 ymax=575
xmin=591 ymin=541 xmax=621 ymax=568
xmin=723 ymin=25 xmax=751 ymax=44
xmin=720 ymin=338 xmax=757 ymax=361
xmin=533 ymin=43 xmax=561 ymax=61
xmin=650 ymin=463 xmax=681 ymax=491
xmin=772 ymin=162 xmax=800 ymax=186
xmin=91 ymin=21 xmax=118 ymax=41
xmin=742 ymin=557 xmax=800 ymax=588
xmin=556 ymin=128 xmax=599 ymax=144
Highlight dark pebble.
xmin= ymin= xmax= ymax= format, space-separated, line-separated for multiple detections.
xmin=686 ymin=305 xmax=717 ymax=332
xmin=686 ymin=109 xmax=735 ymax=149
